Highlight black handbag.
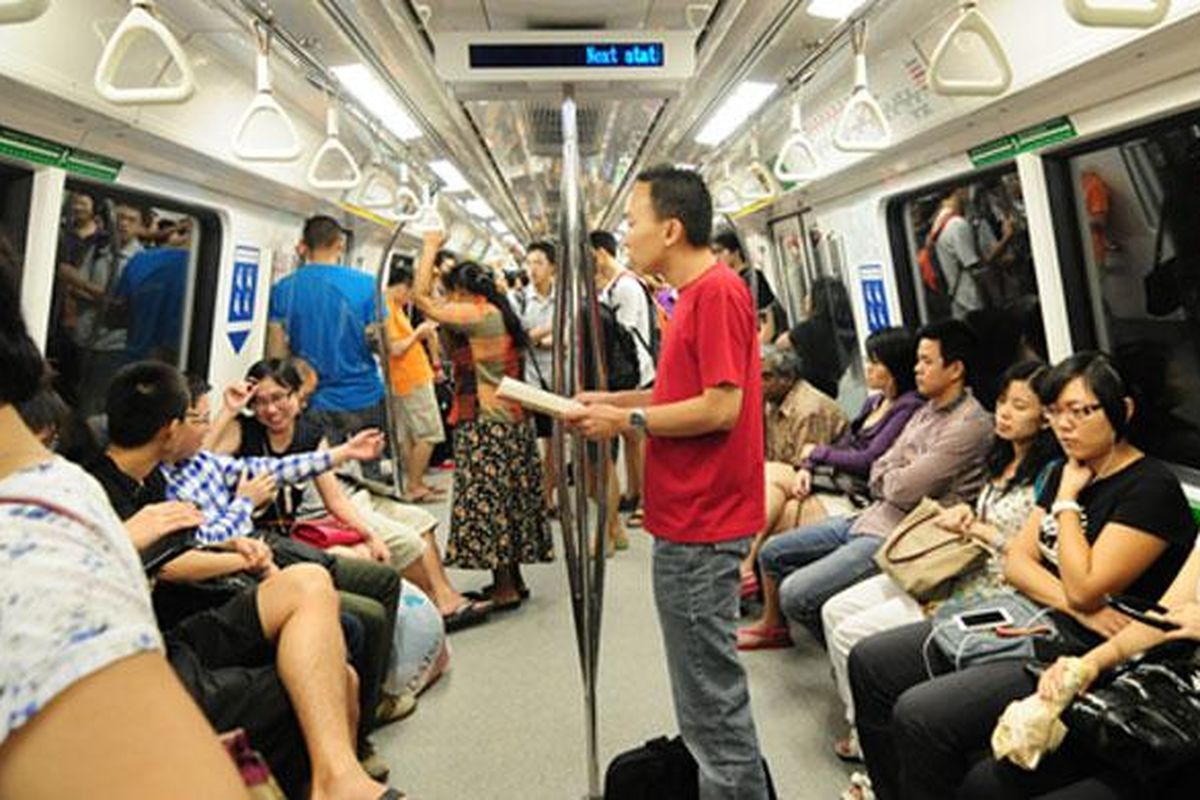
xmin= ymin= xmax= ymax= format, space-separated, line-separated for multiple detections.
xmin=808 ymin=465 xmax=871 ymax=509
xmin=603 ymin=736 xmax=777 ymax=800
xmin=1063 ymin=643 xmax=1200 ymax=782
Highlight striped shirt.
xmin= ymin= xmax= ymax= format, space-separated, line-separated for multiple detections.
xmin=440 ymin=297 xmax=525 ymax=425
xmin=160 ymin=449 xmax=333 ymax=544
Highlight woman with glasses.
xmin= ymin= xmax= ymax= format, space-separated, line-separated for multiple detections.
xmin=843 ymin=352 xmax=1195 ymax=800
xmin=205 ymin=358 xmax=491 ymax=634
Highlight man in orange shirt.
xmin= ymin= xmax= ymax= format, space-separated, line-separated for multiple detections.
xmin=386 ymin=263 xmax=446 ymax=502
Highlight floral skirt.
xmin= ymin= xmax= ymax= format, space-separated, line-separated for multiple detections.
xmin=446 ymin=418 xmax=553 ymax=570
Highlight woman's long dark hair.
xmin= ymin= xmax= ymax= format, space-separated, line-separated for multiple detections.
xmin=986 ymin=360 xmax=1062 ymax=490
xmin=446 ymin=260 xmax=530 ymax=350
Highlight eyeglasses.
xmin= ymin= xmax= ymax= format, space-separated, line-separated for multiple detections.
xmin=1043 ymin=403 xmax=1103 ymax=425
xmin=251 ymin=392 xmax=292 ymax=410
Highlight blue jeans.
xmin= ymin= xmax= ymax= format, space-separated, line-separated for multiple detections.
xmin=653 ymin=538 xmax=769 ymax=800
xmin=758 ymin=515 xmax=882 ymax=635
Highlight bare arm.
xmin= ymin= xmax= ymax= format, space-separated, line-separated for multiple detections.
xmin=266 ymin=322 xmax=289 ymax=359
xmin=158 ymin=550 xmax=251 ymax=582
xmin=570 ymin=386 xmax=742 ymax=440
xmin=0 ymin=653 xmax=249 ymax=800
xmin=1003 ymin=508 xmax=1074 ymax=611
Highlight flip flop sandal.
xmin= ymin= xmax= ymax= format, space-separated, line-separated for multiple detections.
xmin=739 ymin=571 xmax=760 ymax=599
xmin=735 ymin=625 xmax=793 ymax=651
xmin=442 ymin=599 xmax=491 ymax=632
xmin=833 ymin=734 xmax=863 ymax=762
xmin=626 ymin=508 xmax=645 ymax=528
xmin=378 ymin=790 xmax=407 ymax=800
xmin=463 ymin=584 xmax=531 ymax=602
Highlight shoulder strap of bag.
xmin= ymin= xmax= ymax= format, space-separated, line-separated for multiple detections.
xmin=0 ymin=495 xmax=92 ymax=528
xmin=882 ymin=499 xmax=959 ymax=563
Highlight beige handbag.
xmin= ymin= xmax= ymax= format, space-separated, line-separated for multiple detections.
xmin=873 ymin=497 xmax=991 ymax=601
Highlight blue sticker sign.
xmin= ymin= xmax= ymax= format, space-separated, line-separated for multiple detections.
xmin=227 ymin=245 xmax=259 ymax=353
xmin=859 ymin=264 xmax=891 ymax=333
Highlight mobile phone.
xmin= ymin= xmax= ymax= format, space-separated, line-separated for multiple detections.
xmin=1107 ymin=594 xmax=1180 ymax=631
xmin=954 ymin=608 xmax=1014 ymax=632
xmin=140 ymin=529 xmax=199 ymax=577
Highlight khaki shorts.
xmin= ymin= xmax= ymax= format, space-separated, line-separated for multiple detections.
xmin=348 ymin=489 xmax=437 ymax=571
xmin=392 ymin=384 xmax=446 ymax=444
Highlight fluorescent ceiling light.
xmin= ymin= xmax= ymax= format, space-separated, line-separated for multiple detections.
xmin=464 ymin=198 xmax=496 ymax=219
xmin=806 ymin=0 xmax=868 ymax=21
xmin=488 ymin=219 xmax=509 ymax=235
xmin=694 ymin=81 xmax=776 ymax=146
xmin=331 ymin=64 xmax=422 ymax=141
xmin=429 ymin=159 xmax=471 ymax=192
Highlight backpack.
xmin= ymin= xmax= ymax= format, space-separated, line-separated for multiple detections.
xmin=603 ymin=735 xmax=777 ymax=800
xmin=611 ymin=273 xmax=663 ymax=366
xmin=581 ymin=301 xmax=643 ymax=392
xmin=917 ymin=212 xmax=956 ymax=295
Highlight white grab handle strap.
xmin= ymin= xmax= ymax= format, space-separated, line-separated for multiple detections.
xmin=232 ymin=48 xmax=302 ymax=162
xmin=358 ymin=162 xmax=401 ymax=210
xmin=0 ymin=0 xmax=48 ymax=24
xmin=774 ymin=98 xmax=821 ymax=183
xmin=94 ymin=0 xmax=194 ymax=105
xmin=394 ymin=186 xmax=422 ymax=222
xmin=928 ymin=2 xmax=1013 ymax=97
xmin=713 ymin=162 xmax=743 ymax=213
xmin=307 ymin=105 xmax=363 ymax=190
xmin=834 ymin=24 xmax=892 ymax=153
xmin=1065 ymin=0 xmax=1169 ymax=27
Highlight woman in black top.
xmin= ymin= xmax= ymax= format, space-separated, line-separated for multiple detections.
xmin=845 ymin=352 xmax=1196 ymax=800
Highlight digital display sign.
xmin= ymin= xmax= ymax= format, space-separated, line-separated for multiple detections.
xmin=468 ymin=43 xmax=665 ymax=70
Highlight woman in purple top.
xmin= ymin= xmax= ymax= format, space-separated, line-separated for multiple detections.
xmin=746 ymin=328 xmax=921 ymax=592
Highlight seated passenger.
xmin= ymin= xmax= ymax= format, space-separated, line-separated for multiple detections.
xmin=774 ymin=277 xmax=857 ymax=399
xmin=0 ymin=258 xmax=249 ymax=800
xmin=747 ymin=328 xmax=921 ymax=591
xmin=961 ymin=536 xmax=1200 ymax=798
xmin=206 ymin=358 xmax=490 ymax=631
xmin=121 ymin=366 xmax=404 ymax=753
xmin=88 ymin=361 xmax=406 ymax=799
xmin=738 ymin=319 xmax=993 ymax=649
xmin=848 ymin=352 xmax=1196 ymax=800
xmin=15 ymin=383 xmax=69 ymax=449
xmin=821 ymin=361 xmax=1059 ymax=762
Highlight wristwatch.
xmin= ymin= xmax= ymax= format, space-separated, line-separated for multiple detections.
xmin=1050 ymin=499 xmax=1083 ymax=518
xmin=629 ymin=407 xmax=647 ymax=432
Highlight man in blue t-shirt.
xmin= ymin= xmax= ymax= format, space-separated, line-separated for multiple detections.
xmin=267 ymin=216 xmax=388 ymax=458
xmin=113 ymin=223 xmax=190 ymax=365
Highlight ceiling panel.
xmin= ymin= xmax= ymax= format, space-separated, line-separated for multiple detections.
xmin=423 ymin=0 xmax=698 ymax=32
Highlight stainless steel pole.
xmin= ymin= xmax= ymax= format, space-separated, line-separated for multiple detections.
xmin=555 ymin=85 xmax=609 ymax=800
xmin=373 ymin=222 xmax=410 ymax=500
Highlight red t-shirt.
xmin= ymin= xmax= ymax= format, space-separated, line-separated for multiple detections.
xmin=644 ymin=263 xmax=765 ymax=543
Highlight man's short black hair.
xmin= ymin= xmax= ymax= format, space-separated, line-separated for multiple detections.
xmin=434 ymin=249 xmax=457 ymax=269
xmin=302 ymin=215 xmax=346 ymax=252
xmin=634 ymin=164 xmax=713 ymax=248
xmin=106 ymin=362 xmax=189 ymax=448
xmin=589 ymin=230 xmax=618 ymax=258
xmin=527 ymin=240 xmax=557 ymax=265
xmin=916 ymin=318 xmax=978 ymax=380
xmin=185 ymin=374 xmax=211 ymax=407
xmin=17 ymin=386 xmax=68 ymax=436
xmin=388 ymin=263 xmax=414 ymax=287
xmin=0 ymin=233 xmax=44 ymax=407
xmin=711 ymin=228 xmax=745 ymax=260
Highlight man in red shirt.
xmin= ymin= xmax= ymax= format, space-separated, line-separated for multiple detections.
xmin=569 ymin=165 xmax=769 ymax=799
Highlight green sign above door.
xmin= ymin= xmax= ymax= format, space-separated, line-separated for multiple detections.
xmin=0 ymin=125 xmax=123 ymax=182
xmin=968 ymin=117 xmax=1077 ymax=168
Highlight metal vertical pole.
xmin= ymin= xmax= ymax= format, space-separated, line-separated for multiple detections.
xmin=372 ymin=222 xmax=411 ymax=500
xmin=554 ymin=85 xmax=609 ymax=800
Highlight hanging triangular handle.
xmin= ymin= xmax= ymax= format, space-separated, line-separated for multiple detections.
xmin=394 ymin=186 xmax=422 ymax=222
xmin=0 ymin=0 xmax=49 ymax=24
xmin=834 ymin=88 xmax=892 ymax=152
xmin=94 ymin=0 xmax=194 ymax=105
xmin=358 ymin=163 xmax=400 ymax=209
xmin=232 ymin=51 xmax=302 ymax=162
xmin=713 ymin=181 xmax=743 ymax=214
xmin=1065 ymin=0 xmax=1169 ymax=27
xmin=775 ymin=100 xmax=821 ymax=183
xmin=307 ymin=107 xmax=363 ymax=190
xmin=929 ymin=3 xmax=1013 ymax=96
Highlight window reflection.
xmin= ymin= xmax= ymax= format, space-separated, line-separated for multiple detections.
xmin=1065 ymin=115 xmax=1200 ymax=471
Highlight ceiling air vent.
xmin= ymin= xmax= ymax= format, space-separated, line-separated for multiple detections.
xmin=525 ymin=103 xmax=602 ymax=157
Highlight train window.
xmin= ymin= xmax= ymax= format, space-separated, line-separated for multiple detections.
xmin=0 ymin=159 xmax=33 ymax=286
xmin=44 ymin=181 xmax=220 ymax=459
xmin=1046 ymin=108 xmax=1200 ymax=474
xmin=769 ymin=214 xmax=810 ymax=322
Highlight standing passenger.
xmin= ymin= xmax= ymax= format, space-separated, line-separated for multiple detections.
xmin=569 ymin=165 xmax=770 ymax=799
xmin=268 ymin=216 xmax=388 ymax=474
xmin=519 ymin=240 xmax=558 ymax=509
xmin=412 ymin=226 xmax=552 ymax=610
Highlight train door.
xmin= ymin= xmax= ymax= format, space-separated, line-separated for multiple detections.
xmin=1043 ymin=107 xmax=1200 ymax=478
xmin=0 ymin=159 xmax=33 ymax=289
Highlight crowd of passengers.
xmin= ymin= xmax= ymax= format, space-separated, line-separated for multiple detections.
xmin=5 ymin=197 xmax=1200 ymax=799
xmin=743 ymin=315 xmax=1200 ymax=799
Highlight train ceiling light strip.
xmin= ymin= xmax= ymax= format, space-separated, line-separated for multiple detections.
xmin=1065 ymin=0 xmax=1170 ymax=27
xmin=0 ymin=0 xmax=48 ymax=24
xmin=94 ymin=0 xmax=195 ymax=105
xmin=231 ymin=22 xmax=302 ymax=162
xmin=833 ymin=19 xmax=891 ymax=153
xmin=307 ymin=104 xmax=363 ymax=190
xmin=928 ymin=1 xmax=1012 ymax=97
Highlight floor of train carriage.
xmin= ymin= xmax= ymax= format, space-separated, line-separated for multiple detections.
xmin=374 ymin=469 xmax=856 ymax=799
